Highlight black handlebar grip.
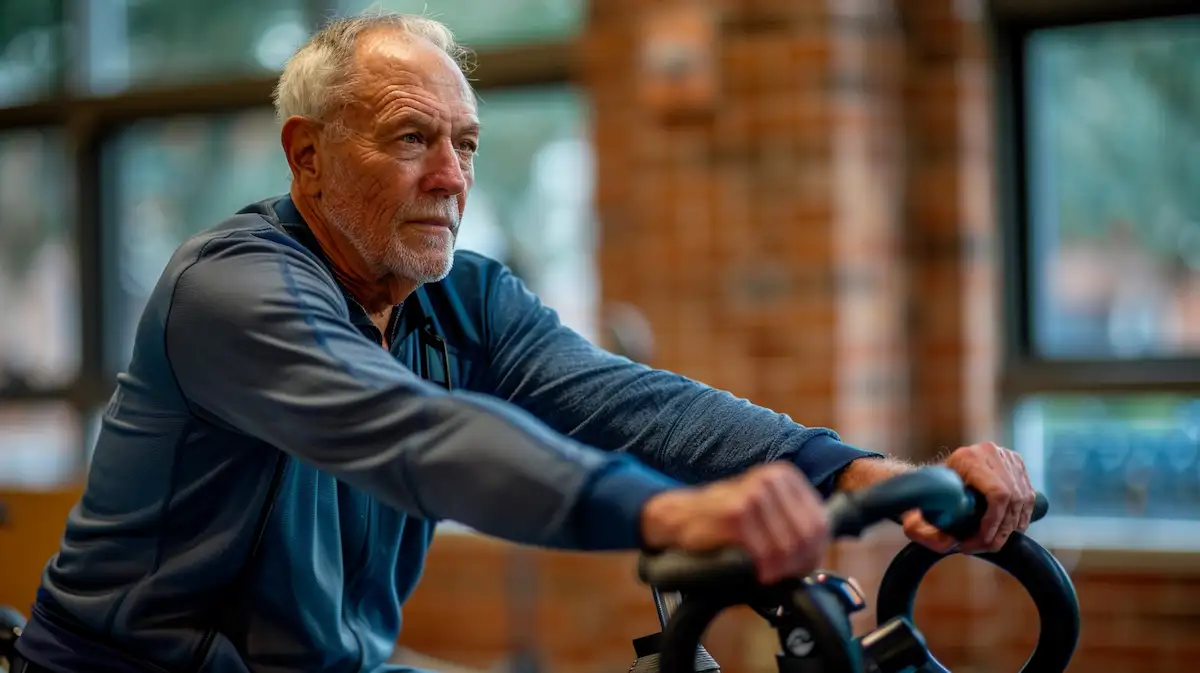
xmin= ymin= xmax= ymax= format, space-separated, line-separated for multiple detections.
xmin=941 ymin=489 xmax=1050 ymax=541
xmin=638 ymin=547 xmax=758 ymax=593
xmin=639 ymin=469 xmax=1053 ymax=590
xmin=1033 ymin=491 xmax=1050 ymax=521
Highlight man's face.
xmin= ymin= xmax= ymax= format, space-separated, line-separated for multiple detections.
xmin=318 ymin=32 xmax=479 ymax=285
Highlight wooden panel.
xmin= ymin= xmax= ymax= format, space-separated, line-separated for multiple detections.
xmin=0 ymin=489 xmax=82 ymax=613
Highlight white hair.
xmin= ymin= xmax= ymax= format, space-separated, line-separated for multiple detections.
xmin=272 ymin=11 xmax=474 ymax=124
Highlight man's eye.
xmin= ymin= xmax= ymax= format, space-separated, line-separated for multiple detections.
xmin=400 ymin=132 xmax=423 ymax=144
xmin=458 ymin=140 xmax=479 ymax=153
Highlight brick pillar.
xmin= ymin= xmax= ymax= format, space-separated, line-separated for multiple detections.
xmin=899 ymin=1 xmax=1004 ymax=668
xmin=589 ymin=1 xmax=909 ymax=453
xmin=588 ymin=0 xmax=911 ymax=645
xmin=901 ymin=0 xmax=1000 ymax=457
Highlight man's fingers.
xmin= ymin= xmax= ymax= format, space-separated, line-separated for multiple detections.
xmin=989 ymin=501 xmax=1022 ymax=551
xmin=759 ymin=476 xmax=803 ymax=580
xmin=792 ymin=479 xmax=830 ymax=576
xmin=738 ymin=500 xmax=780 ymax=583
xmin=1008 ymin=450 xmax=1036 ymax=532
xmin=902 ymin=511 xmax=958 ymax=553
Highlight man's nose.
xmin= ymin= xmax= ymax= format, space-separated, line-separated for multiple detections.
xmin=420 ymin=137 xmax=468 ymax=196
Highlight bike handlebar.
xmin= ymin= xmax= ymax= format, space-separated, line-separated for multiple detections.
xmin=639 ymin=467 xmax=1049 ymax=591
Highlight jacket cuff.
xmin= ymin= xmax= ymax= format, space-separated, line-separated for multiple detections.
xmin=793 ymin=434 xmax=884 ymax=497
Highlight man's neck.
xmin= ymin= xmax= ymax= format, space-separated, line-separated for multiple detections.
xmin=290 ymin=187 xmax=415 ymax=314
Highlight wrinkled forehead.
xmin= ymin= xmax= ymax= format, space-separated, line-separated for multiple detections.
xmin=348 ymin=29 xmax=478 ymax=122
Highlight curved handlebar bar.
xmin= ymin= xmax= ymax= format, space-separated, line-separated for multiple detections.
xmin=639 ymin=467 xmax=1049 ymax=591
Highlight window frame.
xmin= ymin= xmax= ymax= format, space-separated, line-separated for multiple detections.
xmin=990 ymin=0 xmax=1200 ymax=400
xmin=0 ymin=0 xmax=576 ymax=479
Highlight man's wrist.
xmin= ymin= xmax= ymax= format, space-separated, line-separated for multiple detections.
xmin=639 ymin=490 xmax=690 ymax=550
xmin=833 ymin=455 xmax=916 ymax=492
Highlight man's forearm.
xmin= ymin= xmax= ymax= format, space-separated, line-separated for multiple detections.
xmin=833 ymin=455 xmax=916 ymax=492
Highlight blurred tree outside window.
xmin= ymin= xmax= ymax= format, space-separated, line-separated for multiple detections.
xmin=336 ymin=0 xmax=584 ymax=48
xmin=1027 ymin=16 xmax=1200 ymax=359
xmin=0 ymin=129 xmax=78 ymax=392
xmin=0 ymin=404 xmax=80 ymax=488
xmin=0 ymin=0 xmax=60 ymax=105
xmin=105 ymin=109 xmax=293 ymax=371
xmin=80 ymin=0 xmax=310 ymax=94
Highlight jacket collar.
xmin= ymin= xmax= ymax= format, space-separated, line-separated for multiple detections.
xmin=267 ymin=194 xmax=394 ymax=333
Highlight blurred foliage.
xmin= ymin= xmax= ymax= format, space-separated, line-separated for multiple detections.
xmin=0 ymin=0 xmax=60 ymax=104
xmin=1031 ymin=16 xmax=1200 ymax=266
xmin=336 ymin=0 xmax=583 ymax=48
xmin=0 ymin=129 xmax=68 ymax=280
xmin=106 ymin=0 xmax=309 ymax=90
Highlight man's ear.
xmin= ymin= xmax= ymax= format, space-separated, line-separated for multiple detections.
xmin=281 ymin=116 xmax=324 ymax=196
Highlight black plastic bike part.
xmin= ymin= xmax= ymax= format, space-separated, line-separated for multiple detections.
xmin=638 ymin=467 xmax=977 ymax=590
xmin=858 ymin=616 xmax=929 ymax=673
xmin=629 ymin=644 xmax=722 ymax=673
xmin=640 ymin=468 xmax=1067 ymax=673
xmin=630 ymin=585 xmax=721 ymax=672
xmin=656 ymin=593 xmax=742 ymax=673
xmin=639 ymin=467 xmax=1051 ymax=591
xmin=652 ymin=587 xmax=684 ymax=629
xmin=0 ymin=606 xmax=26 ymax=663
xmin=938 ymin=490 xmax=1050 ymax=542
xmin=827 ymin=467 xmax=972 ymax=538
xmin=630 ymin=630 xmax=723 ymax=672
xmin=770 ymin=584 xmax=861 ymax=673
xmin=805 ymin=573 xmax=867 ymax=616
xmin=874 ymin=532 xmax=1080 ymax=673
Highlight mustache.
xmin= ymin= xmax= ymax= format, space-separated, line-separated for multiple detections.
xmin=395 ymin=200 xmax=460 ymax=230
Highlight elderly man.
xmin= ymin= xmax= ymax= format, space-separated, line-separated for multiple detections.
xmin=13 ymin=12 xmax=1034 ymax=673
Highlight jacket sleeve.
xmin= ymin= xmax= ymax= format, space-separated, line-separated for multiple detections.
xmin=482 ymin=264 xmax=882 ymax=494
xmin=164 ymin=233 xmax=680 ymax=550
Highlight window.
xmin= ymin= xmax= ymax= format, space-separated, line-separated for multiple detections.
xmin=999 ymin=6 xmax=1200 ymax=550
xmin=79 ymin=0 xmax=310 ymax=94
xmin=1014 ymin=394 xmax=1200 ymax=550
xmin=104 ymin=110 xmax=291 ymax=371
xmin=0 ymin=0 xmax=61 ymax=106
xmin=336 ymin=0 xmax=584 ymax=47
xmin=461 ymin=85 xmax=596 ymax=339
xmin=0 ymin=404 xmax=82 ymax=488
xmin=0 ymin=1 xmax=581 ymax=490
xmin=1025 ymin=15 xmax=1200 ymax=359
xmin=0 ymin=128 xmax=78 ymax=392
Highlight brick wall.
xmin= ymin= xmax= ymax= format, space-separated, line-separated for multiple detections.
xmin=396 ymin=1 xmax=1200 ymax=671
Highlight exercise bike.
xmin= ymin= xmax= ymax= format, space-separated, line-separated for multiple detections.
xmin=0 ymin=468 xmax=1079 ymax=673
xmin=628 ymin=466 xmax=1081 ymax=673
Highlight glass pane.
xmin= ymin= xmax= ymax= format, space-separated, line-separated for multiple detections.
xmin=1025 ymin=17 xmax=1200 ymax=358
xmin=0 ymin=129 xmax=79 ymax=391
xmin=0 ymin=0 xmax=60 ymax=105
xmin=336 ymin=0 xmax=583 ymax=48
xmin=1012 ymin=394 xmax=1200 ymax=550
xmin=459 ymin=85 xmax=597 ymax=341
xmin=0 ymin=403 xmax=81 ymax=487
xmin=79 ymin=0 xmax=309 ymax=94
xmin=105 ymin=109 xmax=291 ymax=371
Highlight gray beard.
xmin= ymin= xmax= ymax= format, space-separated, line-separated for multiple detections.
xmin=324 ymin=201 xmax=459 ymax=285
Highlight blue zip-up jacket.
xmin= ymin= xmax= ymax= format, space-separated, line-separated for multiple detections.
xmin=16 ymin=195 xmax=879 ymax=673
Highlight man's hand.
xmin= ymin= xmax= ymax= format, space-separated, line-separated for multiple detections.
xmin=902 ymin=442 xmax=1036 ymax=554
xmin=640 ymin=463 xmax=830 ymax=585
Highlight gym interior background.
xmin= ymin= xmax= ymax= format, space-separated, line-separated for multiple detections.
xmin=0 ymin=0 xmax=1197 ymax=671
